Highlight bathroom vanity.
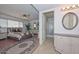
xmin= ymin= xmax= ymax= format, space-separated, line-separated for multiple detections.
xmin=54 ymin=34 xmax=79 ymax=54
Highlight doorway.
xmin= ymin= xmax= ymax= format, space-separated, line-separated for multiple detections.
xmin=44 ymin=11 xmax=54 ymax=38
xmin=39 ymin=10 xmax=54 ymax=45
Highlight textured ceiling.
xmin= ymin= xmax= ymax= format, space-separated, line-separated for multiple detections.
xmin=33 ymin=4 xmax=61 ymax=11
xmin=0 ymin=4 xmax=62 ymax=21
xmin=0 ymin=4 xmax=39 ymax=20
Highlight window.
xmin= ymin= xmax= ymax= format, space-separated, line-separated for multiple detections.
xmin=0 ymin=19 xmax=7 ymax=28
xmin=8 ymin=20 xmax=23 ymax=28
xmin=0 ymin=19 xmax=23 ymax=28
xmin=19 ymin=22 xmax=23 ymax=27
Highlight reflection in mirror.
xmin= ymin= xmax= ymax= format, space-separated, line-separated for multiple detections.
xmin=62 ymin=12 xmax=78 ymax=30
xmin=0 ymin=4 xmax=39 ymax=53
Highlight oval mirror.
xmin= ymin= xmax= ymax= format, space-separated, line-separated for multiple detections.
xmin=62 ymin=12 xmax=78 ymax=30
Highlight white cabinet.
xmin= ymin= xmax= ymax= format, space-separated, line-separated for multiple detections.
xmin=54 ymin=35 xmax=79 ymax=54
xmin=71 ymin=38 xmax=79 ymax=54
xmin=54 ymin=36 xmax=63 ymax=53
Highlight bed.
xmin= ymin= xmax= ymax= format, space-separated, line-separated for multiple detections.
xmin=7 ymin=28 xmax=24 ymax=40
xmin=8 ymin=32 xmax=24 ymax=40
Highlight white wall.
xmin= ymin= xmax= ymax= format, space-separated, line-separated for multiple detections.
xmin=54 ymin=6 xmax=79 ymax=35
xmin=39 ymin=5 xmax=79 ymax=45
xmin=39 ymin=12 xmax=47 ymax=45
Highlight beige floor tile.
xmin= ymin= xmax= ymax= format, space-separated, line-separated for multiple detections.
xmin=33 ymin=38 xmax=59 ymax=54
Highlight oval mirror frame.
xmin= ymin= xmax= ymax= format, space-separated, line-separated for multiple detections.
xmin=62 ymin=12 xmax=78 ymax=30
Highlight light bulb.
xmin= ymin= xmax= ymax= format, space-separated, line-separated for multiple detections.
xmin=66 ymin=6 xmax=70 ymax=9
xmin=72 ymin=5 xmax=76 ymax=8
xmin=62 ymin=8 xmax=65 ymax=10
xmin=77 ymin=4 xmax=79 ymax=7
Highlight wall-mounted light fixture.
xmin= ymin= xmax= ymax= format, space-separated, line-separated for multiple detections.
xmin=33 ymin=23 xmax=37 ymax=30
xmin=22 ymin=14 xmax=30 ymax=19
xmin=61 ymin=5 xmax=79 ymax=11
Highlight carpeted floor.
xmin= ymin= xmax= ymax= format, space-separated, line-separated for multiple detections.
xmin=6 ymin=40 xmax=33 ymax=54
xmin=0 ymin=35 xmax=39 ymax=54
xmin=0 ymin=38 xmax=18 ymax=50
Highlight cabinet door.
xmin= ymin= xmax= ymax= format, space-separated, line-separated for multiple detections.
xmin=54 ymin=36 xmax=64 ymax=53
xmin=61 ymin=37 xmax=71 ymax=54
xmin=54 ymin=36 xmax=72 ymax=54
xmin=71 ymin=37 xmax=79 ymax=54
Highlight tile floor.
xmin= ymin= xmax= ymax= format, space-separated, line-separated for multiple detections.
xmin=33 ymin=37 xmax=59 ymax=54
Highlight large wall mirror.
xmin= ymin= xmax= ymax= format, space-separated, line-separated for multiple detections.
xmin=62 ymin=12 xmax=78 ymax=30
